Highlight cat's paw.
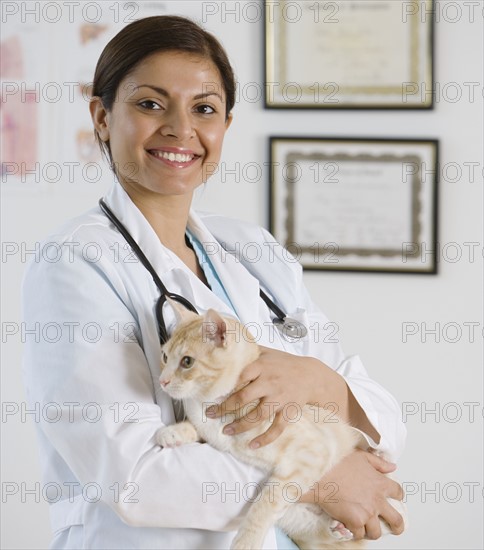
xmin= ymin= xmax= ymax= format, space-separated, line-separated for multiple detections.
xmin=156 ymin=426 xmax=189 ymax=448
xmin=329 ymin=519 xmax=354 ymax=541
xmin=156 ymin=421 xmax=199 ymax=448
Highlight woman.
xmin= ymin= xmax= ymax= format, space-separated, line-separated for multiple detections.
xmin=22 ymin=16 xmax=406 ymax=550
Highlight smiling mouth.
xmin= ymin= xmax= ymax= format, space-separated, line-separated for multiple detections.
xmin=148 ymin=149 xmax=201 ymax=165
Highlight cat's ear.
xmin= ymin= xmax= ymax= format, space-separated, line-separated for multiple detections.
xmin=166 ymin=297 xmax=197 ymax=323
xmin=202 ymin=309 xmax=227 ymax=348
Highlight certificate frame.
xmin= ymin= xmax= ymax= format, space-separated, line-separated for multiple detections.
xmin=264 ymin=0 xmax=435 ymax=109
xmin=269 ymin=137 xmax=439 ymax=273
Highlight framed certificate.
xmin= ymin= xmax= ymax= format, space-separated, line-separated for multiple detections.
xmin=265 ymin=0 xmax=435 ymax=109
xmin=269 ymin=137 xmax=439 ymax=273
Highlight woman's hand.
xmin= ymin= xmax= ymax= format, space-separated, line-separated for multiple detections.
xmin=206 ymin=346 xmax=345 ymax=448
xmin=301 ymin=449 xmax=405 ymax=540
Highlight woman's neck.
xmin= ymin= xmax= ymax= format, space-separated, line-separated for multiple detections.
xmin=121 ymin=182 xmax=193 ymax=254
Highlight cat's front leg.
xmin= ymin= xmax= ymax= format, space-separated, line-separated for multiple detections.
xmin=230 ymin=480 xmax=295 ymax=550
xmin=156 ymin=421 xmax=200 ymax=448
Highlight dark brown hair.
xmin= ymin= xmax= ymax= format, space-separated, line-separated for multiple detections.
xmin=91 ymin=15 xmax=236 ymax=164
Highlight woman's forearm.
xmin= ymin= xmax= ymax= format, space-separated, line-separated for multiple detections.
xmin=307 ymin=357 xmax=381 ymax=443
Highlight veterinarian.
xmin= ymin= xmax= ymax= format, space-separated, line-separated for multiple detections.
xmin=22 ymin=15 xmax=406 ymax=550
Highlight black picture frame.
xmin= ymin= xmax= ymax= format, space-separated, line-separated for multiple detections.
xmin=269 ymin=137 xmax=439 ymax=273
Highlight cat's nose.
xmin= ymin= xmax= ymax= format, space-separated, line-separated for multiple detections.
xmin=159 ymin=378 xmax=171 ymax=388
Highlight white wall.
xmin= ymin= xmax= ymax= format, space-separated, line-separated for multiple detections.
xmin=1 ymin=1 xmax=482 ymax=548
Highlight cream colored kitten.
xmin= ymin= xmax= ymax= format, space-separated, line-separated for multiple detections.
xmin=156 ymin=304 xmax=403 ymax=550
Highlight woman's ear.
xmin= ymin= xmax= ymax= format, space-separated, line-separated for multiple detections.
xmin=89 ymin=97 xmax=110 ymax=142
xmin=225 ymin=112 xmax=233 ymax=131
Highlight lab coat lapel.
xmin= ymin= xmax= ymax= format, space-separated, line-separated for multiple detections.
xmin=102 ymin=183 xmax=248 ymax=319
xmin=187 ymin=210 xmax=262 ymax=326
xmin=102 ymin=182 xmax=178 ymax=277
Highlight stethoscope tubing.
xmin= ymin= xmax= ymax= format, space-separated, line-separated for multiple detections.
xmin=98 ymin=198 xmax=306 ymax=344
xmin=99 ymin=199 xmax=199 ymax=343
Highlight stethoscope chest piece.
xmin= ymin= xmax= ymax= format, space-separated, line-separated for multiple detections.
xmin=273 ymin=317 xmax=308 ymax=341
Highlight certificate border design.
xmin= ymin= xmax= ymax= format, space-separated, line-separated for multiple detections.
xmin=283 ymin=152 xmax=422 ymax=257
xmin=269 ymin=137 xmax=439 ymax=274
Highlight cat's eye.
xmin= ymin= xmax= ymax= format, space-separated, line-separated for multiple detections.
xmin=162 ymin=352 xmax=168 ymax=364
xmin=180 ymin=356 xmax=195 ymax=369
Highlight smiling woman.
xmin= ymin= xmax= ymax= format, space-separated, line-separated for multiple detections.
xmin=21 ymin=15 xmax=406 ymax=550
xmin=90 ymin=51 xmax=232 ymax=200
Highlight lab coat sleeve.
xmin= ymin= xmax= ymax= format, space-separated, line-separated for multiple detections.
xmin=301 ymin=285 xmax=406 ymax=463
xmin=258 ymin=227 xmax=407 ymax=463
xmin=21 ymin=237 xmax=266 ymax=531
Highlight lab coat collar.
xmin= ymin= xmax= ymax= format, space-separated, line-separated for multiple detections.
xmin=102 ymin=182 xmax=200 ymax=316
xmin=102 ymin=181 xmax=178 ymax=273
xmin=101 ymin=182 xmax=261 ymax=326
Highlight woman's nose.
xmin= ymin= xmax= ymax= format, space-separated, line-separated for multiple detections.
xmin=160 ymin=108 xmax=194 ymax=141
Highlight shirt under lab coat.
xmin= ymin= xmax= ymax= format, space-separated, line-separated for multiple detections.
xmin=22 ymin=181 xmax=406 ymax=549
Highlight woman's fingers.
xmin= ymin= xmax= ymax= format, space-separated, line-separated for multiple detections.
xmin=221 ymin=398 xmax=278 ymax=433
xmin=387 ymin=477 xmax=405 ymax=501
xmin=219 ymin=404 xmax=288 ymax=449
xmin=221 ymin=402 xmax=265 ymax=435
xmin=366 ymin=451 xmax=397 ymax=474
xmin=379 ymin=500 xmax=406 ymax=535
xmin=205 ymin=385 xmax=258 ymax=419
xmin=346 ymin=523 xmax=365 ymax=541
xmin=363 ymin=516 xmax=382 ymax=540
xmin=205 ymin=364 xmax=262 ymax=418
xmin=204 ymin=347 xmax=314 ymax=445
xmin=248 ymin=411 xmax=287 ymax=448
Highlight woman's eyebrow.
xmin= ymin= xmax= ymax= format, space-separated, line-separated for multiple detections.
xmin=134 ymin=84 xmax=223 ymax=102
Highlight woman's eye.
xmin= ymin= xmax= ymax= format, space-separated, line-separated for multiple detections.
xmin=138 ymin=100 xmax=161 ymax=110
xmin=180 ymin=356 xmax=195 ymax=369
xmin=196 ymin=104 xmax=215 ymax=115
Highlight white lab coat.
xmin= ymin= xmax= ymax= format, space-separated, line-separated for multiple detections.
xmin=22 ymin=181 xmax=406 ymax=550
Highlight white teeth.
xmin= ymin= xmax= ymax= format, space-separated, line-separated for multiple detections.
xmin=151 ymin=150 xmax=194 ymax=163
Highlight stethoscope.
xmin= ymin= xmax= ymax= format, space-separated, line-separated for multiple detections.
xmin=99 ymin=199 xmax=308 ymax=345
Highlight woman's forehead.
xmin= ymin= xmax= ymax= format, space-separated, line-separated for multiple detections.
xmin=119 ymin=51 xmax=225 ymax=97
xmin=130 ymin=51 xmax=221 ymax=80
